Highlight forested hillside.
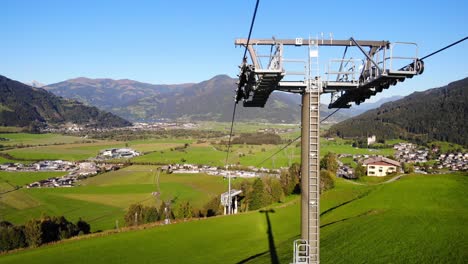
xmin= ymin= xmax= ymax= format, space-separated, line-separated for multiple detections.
xmin=0 ymin=75 xmax=131 ymax=128
xmin=327 ymin=77 xmax=468 ymax=146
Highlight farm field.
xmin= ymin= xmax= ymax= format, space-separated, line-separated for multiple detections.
xmin=0 ymin=133 xmax=86 ymax=147
xmin=0 ymin=156 xmax=19 ymax=165
xmin=2 ymin=141 xmax=125 ymax=161
xmin=1 ymin=138 xmax=192 ymax=162
xmin=1 ymin=173 xmax=466 ymax=263
xmin=132 ymin=143 xmax=302 ymax=169
xmin=320 ymin=138 xmax=394 ymax=157
xmin=197 ymin=121 xmax=300 ymax=133
xmin=1 ymin=131 xmax=395 ymax=167
xmin=0 ymin=165 xmax=230 ymax=231
xmin=0 ymin=171 xmax=67 ymax=189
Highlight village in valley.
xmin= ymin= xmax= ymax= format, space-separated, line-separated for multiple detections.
xmin=1 ymin=133 xmax=466 ymax=191
xmin=0 ymin=148 xmax=141 ymax=188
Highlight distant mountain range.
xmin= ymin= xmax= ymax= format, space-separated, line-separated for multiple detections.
xmin=27 ymin=80 xmax=46 ymax=88
xmin=44 ymin=75 xmax=360 ymax=123
xmin=0 ymin=75 xmax=131 ymax=128
xmin=328 ymin=77 xmax=468 ymax=146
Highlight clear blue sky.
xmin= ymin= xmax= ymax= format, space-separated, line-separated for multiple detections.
xmin=1 ymin=0 xmax=467 ymax=101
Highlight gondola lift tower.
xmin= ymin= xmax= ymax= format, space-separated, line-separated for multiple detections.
xmin=234 ymin=36 xmax=424 ymax=264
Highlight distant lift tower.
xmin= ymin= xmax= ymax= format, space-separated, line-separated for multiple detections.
xmin=235 ymin=36 xmax=424 ymax=264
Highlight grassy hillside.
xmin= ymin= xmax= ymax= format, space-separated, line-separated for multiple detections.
xmin=1 ymin=173 xmax=466 ymax=263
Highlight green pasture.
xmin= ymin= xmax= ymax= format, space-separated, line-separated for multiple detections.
xmin=2 ymin=138 xmax=193 ymax=162
xmin=0 ymin=156 xmax=18 ymax=165
xmin=0 ymin=165 xmax=229 ymax=231
xmin=339 ymin=156 xmax=356 ymax=167
xmin=125 ymin=140 xmax=187 ymax=153
xmin=353 ymin=174 xmax=397 ymax=184
xmin=1 ymin=173 xmax=466 ymax=263
xmin=429 ymin=141 xmax=467 ymax=153
xmin=2 ymin=142 xmax=125 ymax=161
xmin=132 ymin=146 xmax=227 ymax=166
xmin=132 ymin=144 xmax=301 ymax=169
xmin=198 ymin=121 xmax=299 ymax=133
xmin=321 ymin=138 xmax=395 ymax=157
xmin=0 ymin=171 xmax=67 ymax=188
xmin=0 ymin=133 xmax=86 ymax=147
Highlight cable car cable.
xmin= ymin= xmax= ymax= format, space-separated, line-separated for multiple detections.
xmin=225 ymin=0 xmax=261 ymax=167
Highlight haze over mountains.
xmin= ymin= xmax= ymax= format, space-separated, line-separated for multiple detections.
xmin=44 ymin=75 xmax=396 ymax=123
xmin=328 ymin=77 xmax=468 ymax=146
xmin=0 ymin=75 xmax=131 ymax=128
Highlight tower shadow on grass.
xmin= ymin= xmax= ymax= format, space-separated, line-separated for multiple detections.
xmin=261 ymin=209 xmax=280 ymax=264
xmin=236 ymin=209 xmax=279 ymax=264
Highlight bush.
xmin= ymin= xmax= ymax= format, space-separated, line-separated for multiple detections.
xmin=125 ymin=204 xmax=160 ymax=226
xmin=0 ymin=222 xmax=26 ymax=252
xmin=249 ymin=178 xmax=269 ymax=210
xmin=320 ymin=169 xmax=335 ymax=193
xmin=267 ymin=177 xmax=285 ymax=203
xmin=354 ymin=162 xmax=367 ymax=178
xmin=24 ymin=219 xmax=42 ymax=247
xmin=175 ymin=201 xmax=193 ymax=220
xmin=320 ymin=152 xmax=338 ymax=173
xmin=76 ymin=218 xmax=91 ymax=235
xmin=204 ymin=196 xmax=223 ymax=217
xmin=279 ymin=163 xmax=301 ymax=195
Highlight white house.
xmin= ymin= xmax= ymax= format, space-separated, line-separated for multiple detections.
xmin=362 ymin=157 xmax=401 ymax=177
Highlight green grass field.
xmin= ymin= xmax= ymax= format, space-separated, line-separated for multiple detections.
xmin=1 ymin=173 xmax=466 ymax=263
xmin=1 ymin=132 xmax=395 ymax=168
xmin=198 ymin=121 xmax=300 ymax=133
xmin=0 ymin=156 xmax=18 ymax=165
xmin=0 ymin=133 xmax=86 ymax=147
xmin=0 ymin=171 xmax=67 ymax=189
xmin=132 ymin=143 xmax=302 ymax=169
xmin=321 ymin=138 xmax=394 ymax=157
xmin=353 ymin=174 xmax=397 ymax=184
xmin=2 ymin=142 xmax=126 ymax=161
xmin=1 ymin=138 xmax=192 ymax=162
xmin=0 ymin=165 xmax=230 ymax=231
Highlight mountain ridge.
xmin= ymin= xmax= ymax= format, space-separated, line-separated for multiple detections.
xmin=0 ymin=75 xmax=131 ymax=128
xmin=45 ymin=75 xmax=354 ymax=123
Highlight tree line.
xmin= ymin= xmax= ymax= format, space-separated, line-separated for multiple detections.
xmin=0 ymin=216 xmax=90 ymax=252
xmin=124 ymin=160 xmax=338 ymax=225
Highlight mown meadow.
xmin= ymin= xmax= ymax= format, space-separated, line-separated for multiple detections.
xmin=0 ymin=173 xmax=466 ymax=263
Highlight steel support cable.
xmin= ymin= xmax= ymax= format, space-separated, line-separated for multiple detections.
xmin=242 ymin=0 xmax=261 ymax=60
xmin=320 ymin=108 xmax=341 ymax=123
xmin=256 ymin=135 xmax=301 ymax=167
xmin=225 ymin=0 xmax=260 ymax=215
xmin=225 ymin=0 xmax=261 ymax=167
xmin=224 ymin=102 xmax=237 ymax=166
xmin=420 ymin=36 xmax=467 ymax=60
xmin=256 ymin=106 xmax=346 ymax=167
